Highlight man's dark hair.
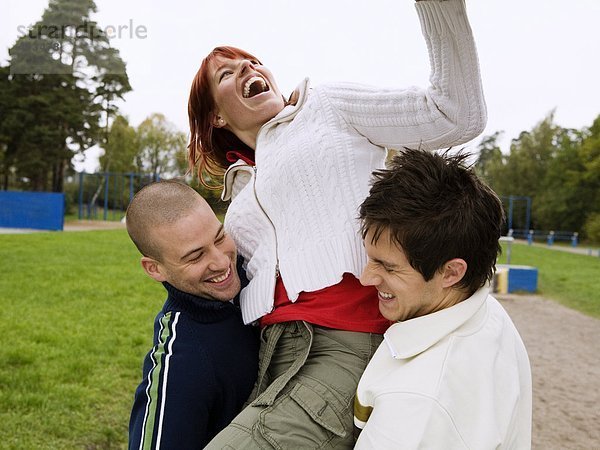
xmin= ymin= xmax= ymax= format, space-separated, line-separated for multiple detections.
xmin=359 ymin=149 xmax=505 ymax=295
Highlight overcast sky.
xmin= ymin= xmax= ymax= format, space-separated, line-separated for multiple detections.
xmin=2 ymin=0 xmax=599 ymax=171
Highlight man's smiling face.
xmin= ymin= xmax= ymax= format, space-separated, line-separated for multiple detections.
xmin=148 ymin=199 xmax=240 ymax=302
xmin=360 ymin=228 xmax=446 ymax=322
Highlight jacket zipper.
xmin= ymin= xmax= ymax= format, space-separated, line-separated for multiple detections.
xmin=252 ymin=166 xmax=280 ymax=279
xmin=248 ymin=79 xmax=308 ymax=280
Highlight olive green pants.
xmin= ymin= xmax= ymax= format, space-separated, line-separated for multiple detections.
xmin=205 ymin=321 xmax=383 ymax=449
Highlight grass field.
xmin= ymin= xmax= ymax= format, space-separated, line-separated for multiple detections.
xmin=0 ymin=229 xmax=162 ymax=449
xmin=499 ymin=242 xmax=600 ymax=318
xmin=0 ymin=230 xmax=598 ymax=448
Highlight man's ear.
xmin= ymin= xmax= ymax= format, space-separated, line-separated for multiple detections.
xmin=441 ymin=258 xmax=467 ymax=288
xmin=141 ymin=256 xmax=167 ymax=282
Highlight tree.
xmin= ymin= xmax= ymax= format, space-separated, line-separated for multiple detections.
xmin=99 ymin=115 xmax=138 ymax=173
xmin=0 ymin=66 xmax=18 ymax=190
xmin=506 ymin=113 xmax=558 ymax=200
xmin=584 ymin=213 xmax=600 ymax=244
xmin=0 ymin=0 xmax=131 ymax=192
xmin=579 ymin=115 xmax=600 ymax=211
xmin=535 ymin=127 xmax=587 ymax=231
xmin=475 ymin=131 xmax=505 ymax=188
xmin=579 ymin=115 xmax=600 ymax=239
xmin=135 ymin=113 xmax=187 ymax=180
xmin=477 ymin=113 xmax=561 ymax=228
xmin=474 ymin=112 xmax=600 ymax=236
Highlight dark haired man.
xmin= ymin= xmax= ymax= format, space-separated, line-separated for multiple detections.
xmin=354 ymin=150 xmax=532 ymax=449
xmin=126 ymin=180 xmax=259 ymax=449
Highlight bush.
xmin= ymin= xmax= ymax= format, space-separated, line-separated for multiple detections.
xmin=63 ymin=177 xmax=80 ymax=216
xmin=583 ymin=213 xmax=600 ymax=245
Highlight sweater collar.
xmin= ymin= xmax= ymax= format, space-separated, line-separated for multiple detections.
xmin=221 ymin=78 xmax=311 ymax=203
xmin=162 ymin=282 xmax=238 ymax=323
xmin=221 ymin=79 xmax=310 ymax=168
xmin=257 ymin=78 xmax=310 ymax=133
xmin=383 ymin=286 xmax=490 ymax=360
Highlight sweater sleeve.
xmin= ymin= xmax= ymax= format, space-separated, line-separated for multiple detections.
xmin=128 ymin=312 xmax=217 ymax=450
xmin=321 ymin=0 xmax=486 ymax=151
xmin=354 ymin=393 xmax=469 ymax=449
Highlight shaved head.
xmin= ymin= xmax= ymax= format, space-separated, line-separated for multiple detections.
xmin=126 ymin=180 xmax=211 ymax=259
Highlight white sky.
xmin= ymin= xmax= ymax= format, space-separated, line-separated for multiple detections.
xmin=2 ymin=0 xmax=600 ymax=171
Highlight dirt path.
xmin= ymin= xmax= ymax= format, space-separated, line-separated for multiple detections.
xmin=63 ymin=220 xmax=126 ymax=231
xmin=0 ymin=220 xmax=126 ymax=234
xmin=512 ymin=239 xmax=600 ymax=258
xmin=497 ymin=294 xmax=600 ymax=450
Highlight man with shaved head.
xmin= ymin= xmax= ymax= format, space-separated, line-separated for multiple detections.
xmin=126 ymin=180 xmax=259 ymax=450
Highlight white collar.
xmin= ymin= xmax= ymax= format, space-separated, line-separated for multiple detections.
xmin=259 ymin=77 xmax=310 ymax=129
xmin=221 ymin=78 xmax=311 ymax=202
xmin=383 ymin=286 xmax=489 ymax=360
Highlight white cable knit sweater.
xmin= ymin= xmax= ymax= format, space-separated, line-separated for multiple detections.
xmin=222 ymin=0 xmax=487 ymax=325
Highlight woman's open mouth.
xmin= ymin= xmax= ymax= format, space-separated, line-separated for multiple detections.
xmin=243 ymin=76 xmax=270 ymax=98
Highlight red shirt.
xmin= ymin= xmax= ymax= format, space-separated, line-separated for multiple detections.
xmin=260 ymin=273 xmax=391 ymax=334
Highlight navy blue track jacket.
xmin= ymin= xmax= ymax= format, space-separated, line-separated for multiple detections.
xmin=128 ymin=281 xmax=259 ymax=449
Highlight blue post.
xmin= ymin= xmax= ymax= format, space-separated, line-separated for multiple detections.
xmin=528 ymin=230 xmax=534 ymax=245
xmin=78 ymin=172 xmax=84 ymax=220
xmin=86 ymin=176 xmax=93 ymax=219
xmin=508 ymin=196 xmax=514 ymax=231
xmin=571 ymin=232 xmax=578 ymax=247
xmin=129 ymin=173 xmax=134 ymax=204
xmin=547 ymin=230 xmax=555 ymax=246
xmin=525 ymin=197 xmax=532 ymax=232
xmin=113 ymin=171 xmax=118 ymax=220
xmin=103 ymin=172 xmax=109 ymax=221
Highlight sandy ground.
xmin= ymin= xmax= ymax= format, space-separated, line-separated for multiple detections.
xmin=63 ymin=219 xmax=126 ymax=231
xmin=497 ymin=294 xmax=600 ymax=450
xmin=0 ymin=220 xmax=126 ymax=233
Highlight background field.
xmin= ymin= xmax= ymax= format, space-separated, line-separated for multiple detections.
xmin=498 ymin=242 xmax=600 ymax=318
xmin=0 ymin=230 xmax=598 ymax=448
xmin=0 ymin=229 xmax=162 ymax=449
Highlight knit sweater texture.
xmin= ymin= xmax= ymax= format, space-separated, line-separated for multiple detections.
xmin=223 ymin=0 xmax=487 ymax=325
xmin=128 ymin=282 xmax=259 ymax=450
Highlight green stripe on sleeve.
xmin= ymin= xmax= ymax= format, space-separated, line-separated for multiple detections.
xmin=140 ymin=312 xmax=173 ymax=450
xmin=353 ymin=392 xmax=373 ymax=424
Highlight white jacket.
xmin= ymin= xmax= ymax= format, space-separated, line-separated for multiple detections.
xmin=223 ymin=0 xmax=487 ymax=324
xmin=354 ymin=289 xmax=532 ymax=449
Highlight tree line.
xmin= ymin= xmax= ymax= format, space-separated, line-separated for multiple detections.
xmin=0 ymin=0 xmax=192 ymax=194
xmin=0 ymin=0 xmax=134 ymax=192
xmin=100 ymin=113 xmax=187 ymax=179
xmin=475 ymin=112 xmax=600 ymax=242
xmin=1 ymin=1 xmax=598 ymax=241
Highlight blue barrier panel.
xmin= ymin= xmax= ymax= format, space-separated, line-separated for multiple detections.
xmin=0 ymin=191 xmax=64 ymax=231
xmin=508 ymin=266 xmax=538 ymax=293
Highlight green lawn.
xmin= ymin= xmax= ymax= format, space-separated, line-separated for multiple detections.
xmin=499 ymin=241 xmax=600 ymax=318
xmin=0 ymin=230 xmax=163 ymax=449
xmin=0 ymin=231 xmax=598 ymax=448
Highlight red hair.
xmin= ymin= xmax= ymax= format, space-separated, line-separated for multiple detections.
xmin=187 ymin=46 xmax=260 ymax=188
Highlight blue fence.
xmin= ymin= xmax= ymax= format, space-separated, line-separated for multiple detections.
xmin=0 ymin=191 xmax=65 ymax=231
xmin=509 ymin=229 xmax=579 ymax=247
xmin=77 ymin=172 xmax=156 ymax=221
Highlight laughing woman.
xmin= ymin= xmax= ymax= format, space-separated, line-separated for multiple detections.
xmin=188 ymin=0 xmax=486 ymax=447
